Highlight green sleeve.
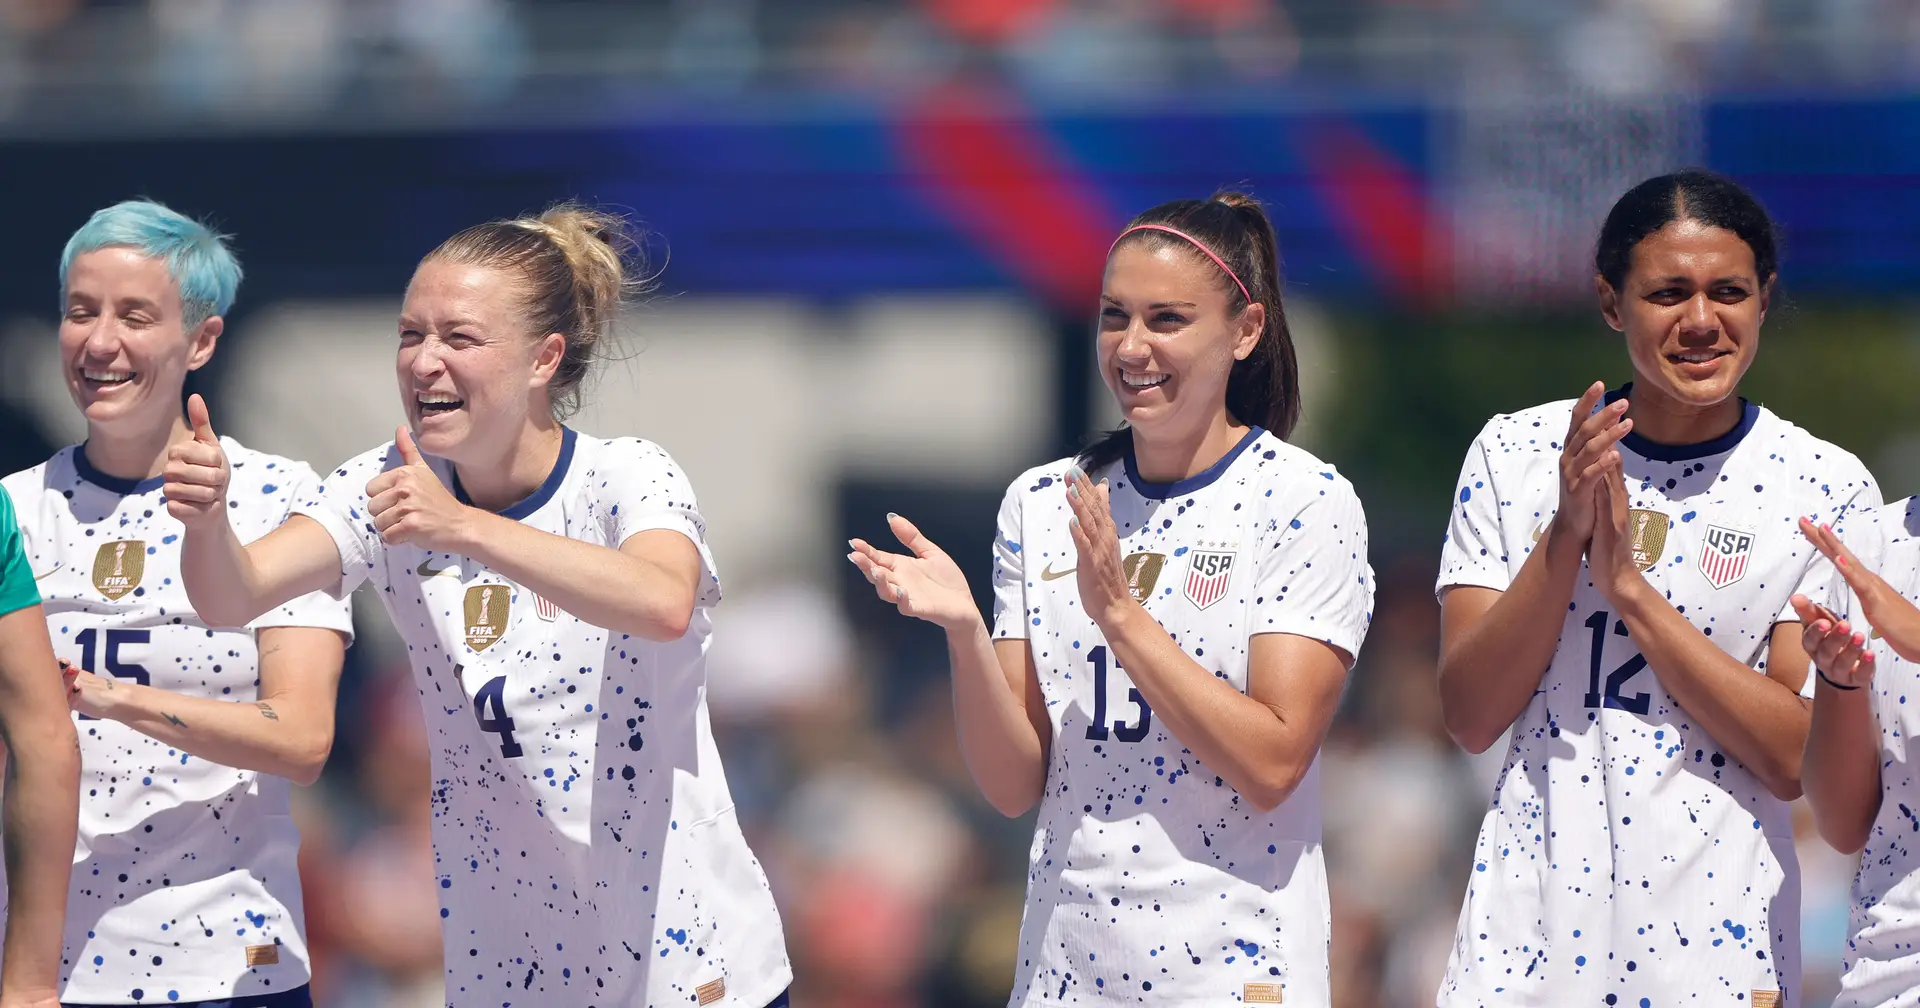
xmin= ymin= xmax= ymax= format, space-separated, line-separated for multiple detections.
xmin=0 ymin=486 xmax=39 ymax=617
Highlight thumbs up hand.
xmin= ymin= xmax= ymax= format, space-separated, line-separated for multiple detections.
xmin=365 ymin=425 xmax=471 ymax=549
xmin=163 ymin=394 xmax=233 ymax=526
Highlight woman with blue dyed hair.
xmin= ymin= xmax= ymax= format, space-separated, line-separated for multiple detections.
xmin=0 ymin=200 xmax=353 ymax=1007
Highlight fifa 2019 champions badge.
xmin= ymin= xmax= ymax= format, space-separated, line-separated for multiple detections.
xmin=464 ymin=584 xmax=509 ymax=652
xmin=1626 ymin=509 xmax=1669 ymax=572
xmin=1121 ymin=552 xmax=1166 ymax=602
xmin=92 ymin=540 xmax=145 ymax=600
xmin=1243 ymin=982 xmax=1283 ymax=1003
xmin=1750 ymin=991 xmax=1780 ymax=1008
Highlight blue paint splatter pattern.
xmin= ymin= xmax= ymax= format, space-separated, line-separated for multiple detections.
xmin=1436 ymin=397 xmax=1880 ymax=1005
xmin=0 ymin=441 xmax=354 ymax=1004
xmin=1820 ymin=496 xmax=1920 ymax=1007
xmin=295 ymin=431 xmax=790 ymax=1008
xmin=990 ymin=428 xmax=1374 ymax=1004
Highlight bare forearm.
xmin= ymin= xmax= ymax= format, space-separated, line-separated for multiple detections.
xmin=948 ymin=622 xmax=1046 ymax=816
xmin=458 ymin=513 xmax=691 ymax=640
xmin=1802 ymin=679 xmax=1882 ymax=852
xmin=1617 ymin=589 xmax=1810 ymax=799
xmin=0 ymin=722 xmax=78 ymax=997
xmin=1102 ymin=608 xmax=1318 ymax=810
xmin=181 ymin=520 xmax=269 ymax=627
xmin=92 ymin=684 xmax=331 ymax=786
xmin=1437 ymin=526 xmax=1586 ymax=752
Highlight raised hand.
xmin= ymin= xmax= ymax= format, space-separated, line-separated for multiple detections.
xmin=162 ymin=394 xmax=231 ymax=526
xmin=848 ymin=513 xmax=982 ymax=632
xmin=365 ymin=426 xmax=471 ymax=550
xmin=1790 ymin=594 xmax=1878 ymax=690
xmin=1063 ymin=465 xmax=1135 ymax=632
xmin=1586 ymin=450 xmax=1651 ymax=608
xmin=1800 ymin=517 xmax=1920 ymax=664
xmin=1555 ymin=382 xmax=1633 ymax=544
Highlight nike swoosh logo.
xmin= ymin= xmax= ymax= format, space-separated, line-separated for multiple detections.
xmin=417 ymin=558 xmax=458 ymax=578
xmin=32 ymin=562 xmax=62 ymax=581
xmin=1039 ymin=564 xmax=1075 ymax=581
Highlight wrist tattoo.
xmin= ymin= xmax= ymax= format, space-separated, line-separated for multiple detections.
xmin=257 ymin=702 xmax=279 ymax=720
xmin=163 ymin=712 xmax=188 ymax=728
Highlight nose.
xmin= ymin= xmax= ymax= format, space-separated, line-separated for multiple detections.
xmin=1678 ymin=293 xmax=1718 ymax=343
xmin=79 ymin=315 xmax=120 ymax=360
xmin=1114 ymin=318 xmax=1152 ymax=364
xmin=408 ymin=339 xmax=446 ymax=383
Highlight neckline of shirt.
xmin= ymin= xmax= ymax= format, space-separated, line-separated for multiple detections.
xmin=450 ymin=426 xmax=578 ymax=520
xmin=1123 ymin=426 xmax=1266 ymax=499
xmin=72 ymin=443 xmax=167 ymax=496
xmin=1603 ymin=384 xmax=1759 ymax=463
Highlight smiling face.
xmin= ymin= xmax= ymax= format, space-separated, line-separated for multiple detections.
xmin=60 ymin=247 xmax=219 ymax=435
xmin=1098 ymin=240 xmax=1263 ymax=445
xmin=1599 ymin=217 xmax=1769 ymax=411
xmin=396 ymin=258 xmax=566 ymax=465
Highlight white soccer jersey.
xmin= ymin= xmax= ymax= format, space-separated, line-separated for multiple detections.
xmin=990 ymin=427 xmax=1373 ymax=1007
xmin=0 ymin=441 xmax=354 ymax=1005
xmin=1436 ymin=391 xmax=1880 ymax=1006
xmin=1823 ymin=497 xmax=1920 ymax=1008
xmin=295 ymin=427 xmax=790 ymax=1008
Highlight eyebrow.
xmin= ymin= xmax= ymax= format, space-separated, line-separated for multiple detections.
xmin=1650 ymin=275 xmax=1753 ymax=285
xmin=1100 ymin=296 xmax=1199 ymax=309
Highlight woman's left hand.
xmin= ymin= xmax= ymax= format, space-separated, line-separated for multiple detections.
xmin=366 ymin=426 xmax=474 ymax=551
xmin=1065 ymin=466 xmax=1140 ymax=632
xmin=59 ymin=660 xmax=121 ymax=721
xmin=1587 ymin=451 xmax=1654 ymax=608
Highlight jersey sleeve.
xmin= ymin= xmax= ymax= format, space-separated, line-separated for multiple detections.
xmin=1437 ymin=424 xmax=1513 ymax=599
xmin=989 ymin=478 xmax=1027 ymax=641
xmin=0 ymin=486 xmax=38 ymax=618
xmin=593 ymin=440 xmax=721 ymax=609
xmin=1778 ymin=457 xmax=1884 ymax=630
xmin=1250 ymin=473 xmax=1373 ymax=664
xmin=289 ymin=448 xmax=392 ymax=600
xmin=251 ymin=460 xmax=357 ymax=637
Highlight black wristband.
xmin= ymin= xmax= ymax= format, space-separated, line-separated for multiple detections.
xmin=1817 ymin=667 xmax=1861 ymax=692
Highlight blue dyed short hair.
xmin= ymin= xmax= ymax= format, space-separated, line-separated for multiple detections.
xmin=59 ymin=200 xmax=242 ymax=327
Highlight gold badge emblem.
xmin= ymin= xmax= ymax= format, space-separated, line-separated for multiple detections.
xmin=244 ymin=943 xmax=279 ymax=966
xmin=464 ymin=584 xmax=508 ymax=652
xmin=695 ymin=978 xmax=727 ymax=1005
xmin=1750 ymin=992 xmax=1780 ymax=1008
xmin=1627 ymin=509 xmax=1669 ymax=572
xmin=1244 ymin=982 xmax=1284 ymax=1004
xmin=1121 ymin=552 xmax=1166 ymax=602
xmin=92 ymin=541 xmax=145 ymax=600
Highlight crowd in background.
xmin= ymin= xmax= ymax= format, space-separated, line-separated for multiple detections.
xmin=0 ymin=0 xmax=1919 ymax=128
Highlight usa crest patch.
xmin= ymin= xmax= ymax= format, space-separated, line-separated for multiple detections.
xmin=1698 ymin=524 xmax=1754 ymax=590
xmin=1183 ymin=550 xmax=1236 ymax=610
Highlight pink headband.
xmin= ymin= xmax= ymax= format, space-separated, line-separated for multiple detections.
xmin=1110 ymin=224 xmax=1253 ymax=306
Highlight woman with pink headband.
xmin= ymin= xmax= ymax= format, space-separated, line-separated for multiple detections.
xmin=849 ymin=193 xmax=1374 ymax=1004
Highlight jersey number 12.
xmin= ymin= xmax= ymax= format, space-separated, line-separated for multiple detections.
xmin=1085 ymin=645 xmax=1152 ymax=742
xmin=1583 ymin=610 xmax=1650 ymax=714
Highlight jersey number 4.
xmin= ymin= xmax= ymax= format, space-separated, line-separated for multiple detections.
xmin=1583 ymin=610 xmax=1650 ymax=714
xmin=457 ymin=666 xmax=524 ymax=758
xmin=1084 ymin=645 xmax=1153 ymax=742
xmin=73 ymin=628 xmax=151 ymax=721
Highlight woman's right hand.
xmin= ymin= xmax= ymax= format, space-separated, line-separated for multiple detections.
xmin=1555 ymin=381 xmax=1634 ymax=543
xmin=162 ymin=394 xmax=231 ymax=528
xmin=1801 ymin=517 xmax=1920 ymax=665
xmin=849 ymin=513 xmax=982 ymax=633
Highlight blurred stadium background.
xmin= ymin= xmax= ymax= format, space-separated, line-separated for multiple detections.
xmin=3 ymin=1 xmax=1920 ymax=1005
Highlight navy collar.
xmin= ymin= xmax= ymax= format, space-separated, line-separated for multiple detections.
xmin=72 ymin=443 xmax=166 ymax=496
xmin=1605 ymin=383 xmax=1758 ymax=462
xmin=1124 ymin=427 xmax=1265 ymax=499
xmin=451 ymin=427 xmax=577 ymax=520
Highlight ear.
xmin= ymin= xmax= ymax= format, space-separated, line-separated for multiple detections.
xmin=529 ymin=331 xmax=567 ymax=387
xmin=1232 ymin=302 xmax=1265 ymax=361
xmin=1595 ymin=275 xmax=1625 ymax=333
xmin=184 ymin=315 xmax=223 ymax=372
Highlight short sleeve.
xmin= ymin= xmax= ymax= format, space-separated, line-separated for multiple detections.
xmin=989 ymin=479 xmax=1027 ymax=641
xmin=1437 ymin=427 xmax=1513 ymax=599
xmin=252 ymin=461 xmax=357 ymax=637
xmin=591 ymin=440 xmax=721 ymax=609
xmin=289 ymin=448 xmax=392 ymax=600
xmin=1778 ymin=461 xmax=1884 ymax=631
xmin=1250 ymin=475 xmax=1373 ymax=665
xmin=0 ymin=486 xmax=38 ymax=618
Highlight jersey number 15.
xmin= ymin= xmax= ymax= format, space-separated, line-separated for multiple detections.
xmin=73 ymin=628 xmax=151 ymax=721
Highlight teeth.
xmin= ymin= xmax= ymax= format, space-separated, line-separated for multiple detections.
xmin=418 ymin=393 xmax=461 ymax=404
xmin=1674 ymin=352 xmax=1724 ymax=364
xmin=1122 ymin=372 xmax=1168 ymax=388
xmin=83 ymin=369 xmax=133 ymax=382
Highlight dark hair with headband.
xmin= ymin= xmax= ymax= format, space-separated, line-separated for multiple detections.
xmin=1078 ymin=192 xmax=1300 ymax=473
